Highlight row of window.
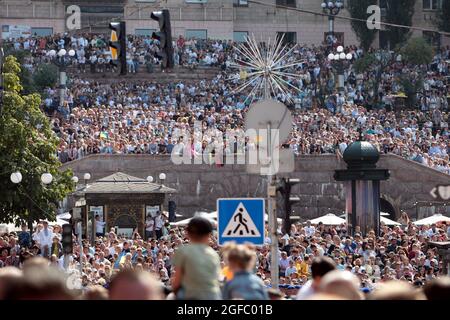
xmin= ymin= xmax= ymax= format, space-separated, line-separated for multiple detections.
xmin=135 ymin=0 xmax=441 ymax=10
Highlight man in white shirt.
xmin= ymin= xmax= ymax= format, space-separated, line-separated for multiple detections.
xmin=36 ymin=221 xmax=54 ymax=258
xmin=95 ymin=215 xmax=106 ymax=237
xmin=304 ymin=221 xmax=316 ymax=238
xmin=154 ymin=212 xmax=165 ymax=239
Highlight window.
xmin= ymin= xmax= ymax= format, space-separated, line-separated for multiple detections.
xmin=234 ymin=0 xmax=249 ymax=6
xmin=31 ymin=27 xmax=53 ymax=37
xmin=233 ymin=31 xmax=248 ymax=42
xmin=185 ymin=0 xmax=208 ymax=3
xmin=276 ymin=0 xmax=296 ymax=8
xmin=135 ymin=28 xmax=156 ymax=36
xmin=277 ymin=32 xmax=297 ymax=44
xmin=186 ymin=29 xmax=207 ymax=40
xmin=423 ymin=0 xmax=442 ymax=10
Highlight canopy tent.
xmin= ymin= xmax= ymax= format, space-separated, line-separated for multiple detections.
xmin=413 ymin=214 xmax=450 ymax=226
xmin=203 ymin=211 xmax=282 ymax=224
xmin=309 ymin=214 xmax=346 ymax=225
xmin=170 ymin=212 xmax=217 ymax=227
xmin=380 ymin=216 xmax=401 ymax=226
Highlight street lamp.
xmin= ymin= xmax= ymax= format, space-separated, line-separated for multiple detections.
xmin=321 ymin=0 xmax=344 ymax=48
xmin=328 ymin=46 xmax=353 ymax=92
xmin=10 ymin=172 xmax=22 ymax=184
xmin=72 ymin=176 xmax=79 ymax=184
xmin=83 ymin=173 xmax=91 ymax=186
xmin=41 ymin=173 xmax=53 ymax=185
xmin=147 ymin=176 xmax=154 ymax=183
xmin=47 ymin=47 xmax=76 ymax=109
xmin=158 ymin=173 xmax=166 ymax=185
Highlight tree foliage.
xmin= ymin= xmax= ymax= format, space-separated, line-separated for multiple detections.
xmin=398 ymin=74 xmax=423 ymax=108
xmin=2 ymin=48 xmax=57 ymax=94
xmin=347 ymin=0 xmax=378 ymax=51
xmin=385 ymin=0 xmax=416 ymax=49
xmin=0 ymin=55 xmax=74 ymax=226
xmin=399 ymin=37 xmax=433 ymax=66
xmin=33 ymin=63 xmax=58 ymax=93
xmin=353 ymin=51 xmax=395 ymax=105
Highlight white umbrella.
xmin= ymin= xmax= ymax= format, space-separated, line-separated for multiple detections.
xmin=170 ymin=216 xmax=217 ymax=227
xmin=171 ymin=212 xmax=217 ymax=227
xmin=57 ymin=212 xmax=72 ymax=220
xmin=413 ymin=214 xmax=450 ymax=226
xmin=380 ymin=216 xmax=401 ymax=226
xmin=50 ymin=217 xmax=70 ymax=226
xmin=0 ymin=223 xmax=21 ymax=234
xmin=309 ymin=213 xmax=346 ymax=225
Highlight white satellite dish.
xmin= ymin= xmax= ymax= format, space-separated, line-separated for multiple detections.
xmin=245 ymin=99 xmax=293 ymax=144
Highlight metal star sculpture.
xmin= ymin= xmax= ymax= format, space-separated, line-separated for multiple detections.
xmin=229 ymin=34 xmax=305 ymax=103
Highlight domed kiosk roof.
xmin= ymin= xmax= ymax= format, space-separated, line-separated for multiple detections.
xmin=343 ymin=140 xmax=380 ymax=169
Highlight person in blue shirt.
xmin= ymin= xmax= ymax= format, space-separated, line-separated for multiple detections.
xmin=18 ymin=224 xmax=31 ymax=248
xmin=222 ymin=244 xmax=269 ymax=300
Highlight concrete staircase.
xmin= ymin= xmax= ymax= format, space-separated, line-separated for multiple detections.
xmin=67 ymin=66 xmax=221 ymax=84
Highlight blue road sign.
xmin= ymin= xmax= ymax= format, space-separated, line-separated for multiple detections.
xmin=217 ymin=198 xmax=265 ymax=245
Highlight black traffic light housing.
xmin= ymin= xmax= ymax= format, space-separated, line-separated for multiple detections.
xmin=62 ymin=224 xmax=73 ymax=254
xmin=277 ymin=178 xmax=300 ymax=235
xmin=109 ymin=21 xmax=127 ymax=75
xmin=151 ymin=9 xmax=174 ymax=69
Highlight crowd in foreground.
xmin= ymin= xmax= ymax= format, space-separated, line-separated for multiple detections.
xmin=1 ymin=211 xmax=450 ymax=300
xmin=3 ymin=34 xmax=450 ymax=173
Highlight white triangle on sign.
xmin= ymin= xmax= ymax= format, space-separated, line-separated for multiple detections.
xmin=222 ymin=202 xmax=261 ymax=238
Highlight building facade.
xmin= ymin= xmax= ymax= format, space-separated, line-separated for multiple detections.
xmin=0 ymin=0 xmax=446 ymax=47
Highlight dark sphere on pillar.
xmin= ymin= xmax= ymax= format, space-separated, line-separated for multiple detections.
xmin=343 ymin=141 xmax=380 ymax=169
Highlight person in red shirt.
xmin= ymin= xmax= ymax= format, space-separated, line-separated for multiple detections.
xmin=177 ymin=35 xmax=185 ymax=49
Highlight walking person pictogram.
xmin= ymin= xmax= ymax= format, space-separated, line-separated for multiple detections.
xmin=230 ymin=208 xmax=255 ymax=235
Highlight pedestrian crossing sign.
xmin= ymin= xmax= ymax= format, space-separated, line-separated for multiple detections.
xmin=217 ymin=198 xmax=265 ymax=245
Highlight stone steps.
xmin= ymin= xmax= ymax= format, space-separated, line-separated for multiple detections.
xmin=67 ymin=66 xmax=221 ymax=84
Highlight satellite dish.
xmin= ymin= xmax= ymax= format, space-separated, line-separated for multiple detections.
xmin=245 ymin=99 xmax=293 ymax=145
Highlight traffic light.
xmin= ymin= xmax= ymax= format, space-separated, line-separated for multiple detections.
xmin=62 ymin=224 xmax=73 ymax=254
xmin=277 ymin=178 xmax=300 ymax=234
xmin=168 ymin=200 xmax=176 ymax=222
xmin=109 ymin=21 xmax=127 ymax=75
xmin=151 ymin=9 xmax=174 ymax=69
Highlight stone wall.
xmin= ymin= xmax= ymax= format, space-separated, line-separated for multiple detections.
xmin=60 ymin=154 xmax=450 ymax=220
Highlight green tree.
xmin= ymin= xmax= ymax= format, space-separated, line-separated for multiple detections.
xmin=33 ymin=63 xmax=58 ymax=93
xmin=347 ymin=0 xmax=378 ymax=51
xmin=399 ymin=37 xmax=433 ymax=66
xmin=437 ymin=0 xmax=450 ymax=32
xmin=354 ymin=51 xmax=394 ymax=105
xmin=0 ymin=55 xmax=74 ymax=227
xmin=385 ymin=0 xmax=416 ymax=49
xmin=398 ymin=74 xmax=423 ymax=108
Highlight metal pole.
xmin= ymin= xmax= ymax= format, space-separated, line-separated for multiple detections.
xmin=77 ymin=222 xmax=83 ymax=275
xmin=0 ymin=39 xmax=4 ymax=113
xmin=59 ymin=67 xmax=66 ymax=109
xmin=262 ymin=77 xmax=279 ymax=290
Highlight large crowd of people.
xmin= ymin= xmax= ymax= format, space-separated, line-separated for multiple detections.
xmin=0 ymin=214 xmax=449 ymax=300
xmin=3 ymin=33 xmax=449 ymax=174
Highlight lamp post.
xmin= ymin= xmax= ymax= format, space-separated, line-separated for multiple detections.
xmin=158 ymin=173 xmax=166 ymax=185
xmin=328 ymin=45 xmax=353 ymax=93
xmin=10 ymin=171 xmax=54 ymax=239
xmin=321 ymin=0 xmax=344 ymax=49
xmin=47 ymin=48 xmax=76 ymax=111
